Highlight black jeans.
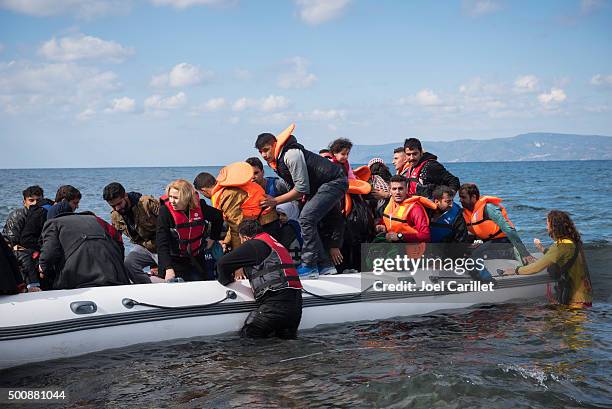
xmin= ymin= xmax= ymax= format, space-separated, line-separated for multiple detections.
xmin=241 ymin=289 xmax=303 ymax=339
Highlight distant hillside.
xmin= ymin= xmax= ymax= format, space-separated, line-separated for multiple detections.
xmin=349 ymin=133 xmax=612 ymax=163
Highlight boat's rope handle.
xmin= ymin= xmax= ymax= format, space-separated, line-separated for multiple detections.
xmin=122 ymin=289 xmax=237 ymax=310
xmin=301 ymin=284 xmax=373 ymax=301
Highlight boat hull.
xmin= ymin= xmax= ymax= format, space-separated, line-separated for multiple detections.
xmin=0 ymin=270 xmax=551 ymax=370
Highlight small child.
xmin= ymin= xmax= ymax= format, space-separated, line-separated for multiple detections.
xmin=329 ymin=138 xmax=356 ymax=180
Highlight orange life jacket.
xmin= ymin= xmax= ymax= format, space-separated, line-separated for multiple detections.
xmin=270 ymin=123 xmax=296 ymax=171
xmin=383 ymin=196 xmax=436 ymax=235
xmin=398 ymin=162 xmax=411 ymax=177
xmin=211 ymin=181 xmax=270 ymax=220
xmin=343 ymin=178 xmax=372 ymax=216
xmin=462 ymin=196 xmax=514 ymax=241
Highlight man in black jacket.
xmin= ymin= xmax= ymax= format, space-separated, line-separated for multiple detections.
xmin=39 ymin=211 xmax=130 ymax=290
xmin=256 ymin=124 xmax=348 ymax=277
xmin=0 ymin=237 xmax=26 ymax=294
xmin=216 ymin=220 xmax=302 ymax=339
xmin=404 ymin=138 xmax=460 ymax=198
xmin=2 ymin=185 xmax=48 ymax=291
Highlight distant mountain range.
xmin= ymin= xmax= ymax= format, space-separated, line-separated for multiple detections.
xmin=350 ymin=133 xmax=612 ymax=163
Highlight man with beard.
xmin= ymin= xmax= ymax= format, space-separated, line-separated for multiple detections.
xmin=404 ymin=138 xmax=460 ymax=198
xmin=103 ymin=182 xmax=160 ymax=283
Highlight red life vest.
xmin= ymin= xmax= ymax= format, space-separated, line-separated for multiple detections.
xmin=160 ymin=195 xmax=209 ymax=257
xmin=247 ymin=232 xmax=302 ymax=300
xmin=406 ymin=158 xmax=432 ymax=196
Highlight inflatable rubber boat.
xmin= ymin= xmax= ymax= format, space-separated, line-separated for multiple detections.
xmin=0 ymin=258 xmax=551 ymax=370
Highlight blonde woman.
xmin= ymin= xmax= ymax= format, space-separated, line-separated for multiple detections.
xmin=156 ymin=179 xmax=223 ymax=281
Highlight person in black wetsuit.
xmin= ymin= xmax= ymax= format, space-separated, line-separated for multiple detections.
xmin=216 ymin=219 xmax=303 ymax=339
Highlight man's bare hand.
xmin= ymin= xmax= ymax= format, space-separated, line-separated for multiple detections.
xmin=234 ymin=268 xmax=247 ymax=280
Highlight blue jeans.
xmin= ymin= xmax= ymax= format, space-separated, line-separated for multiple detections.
xmin=298 ymin=178 xmax=348 ymax=267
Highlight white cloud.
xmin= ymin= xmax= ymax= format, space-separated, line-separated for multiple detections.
xmin=459 ymin=77 xmax=504 ymax=95
xmin=39 ymin=34 xmax=133 ymax=63
xmin=415 ymin=89 xmax=441 ymax=106
xmin=590 ymin=73 xmax=612 ymax=86
xmin=106 ymin=96 xmax=135 ymax=113
xmin=232 ymin=97 xmax=250 ymax=112
xmin=0 ymin=0 xmax=130 ymax=18
xmin=77 ymin=107 xmax=96 ymax=121
xmin=203 ymin=97 xmax=226 ymax=111
xmin=231 ymin=95 xmax=290 ymax=112
xmin=150 ymin=63 xmax=212 ymax=88
xmin=302 ymin=109 xmax=346 ymax=121
xmin=295 ymin=0 xmax=351 ymax=25
xmin=514 ymin=75 xmax=539 ymax=92
xmin=462 ymin=0 xmax=502 ymax=17
xmin=278 ymin=57 xmax=317 ymax=89
xmin=399 ymin=89 xmax=442 ymax=107
xmin=144 ymin=92 xmax=187 ymax=110
xmin=538 ymin=88 xmax=567 ymax=105
xmin=150 ymin=0 xmax=230 ymax=9
xmin=260 ymin=95 xmax=290 ymax=112
xmin=0 ymin=61 xmax=120 ymax=96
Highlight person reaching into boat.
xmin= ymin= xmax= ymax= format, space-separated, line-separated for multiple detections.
xmin=376 ymin=175 xmax=434 ymax=244
xmin=157 ymin=179 xmax=224 ymax=282
xmin=505 ymin=210 xmax=592 ymax=308
xmin=216 ymin=219 xmax=303 ymax=339
xmin=2 ymin=185 xmax=48 ymax=292
xmin=403 ymin=138 xmax=460 ymax=198
xmin=103 ymin=182 xmax=161 ymax=284
xmin=255 ymin=124 xmax=348 ymax=278
xmin=38 ymin=205 xmax=130 ymax=290
xmin=194 ymin=163 xmax=281 ymax=252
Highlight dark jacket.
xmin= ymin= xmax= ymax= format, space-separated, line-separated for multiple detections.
xmin=46 ymin=200 xmax=74 ymax=221
xmin=319 ymin=204 xmax=345 ymax=250
xmin=2 ymin=207 xmax=27 ymax=247
xmin=39 ymin=212 xmax=130 ymax=290
xmin=0 ymin=236 xmax=25 ymax=294
xmin=156 ymin=198 xmax=224 ymax=277
xmin=20 ymin=205 xmax=47 ymax=250
xmin=409 ymin=152 xmax=460 ymax=198
xmin=111 ymin=192 xmax=159 ymax=253
xmin=276 ymin=135 xmax=345 ymax=196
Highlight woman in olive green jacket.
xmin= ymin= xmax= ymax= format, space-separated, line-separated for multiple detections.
xmin=506 ymin=210 xmax=592 ymax=307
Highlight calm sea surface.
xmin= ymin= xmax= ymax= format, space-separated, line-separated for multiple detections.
xmin=0 ymin=161 xmax=611 ymax=408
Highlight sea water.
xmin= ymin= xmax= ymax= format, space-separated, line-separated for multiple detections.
xmin=0 ymin=160 xmax=610 ymax=408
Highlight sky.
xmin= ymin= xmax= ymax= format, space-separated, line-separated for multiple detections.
xmin=0 ymin=0 xmax=611 ymax=168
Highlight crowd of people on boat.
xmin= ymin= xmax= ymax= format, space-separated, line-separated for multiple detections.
xmin=1 ymin=124 xmax=593 ymax=337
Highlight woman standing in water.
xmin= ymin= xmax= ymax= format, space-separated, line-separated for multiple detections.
xmin=507 ymin=210 xmax=593 ymax=308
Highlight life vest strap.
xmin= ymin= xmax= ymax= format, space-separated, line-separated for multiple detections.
xmin=175 ymin=219 xmax=209 ymax=229
xmin=251 ymin=263 xmax=297 ymax=277
xmin=383 ymin=214 xmax=409 ymax=224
